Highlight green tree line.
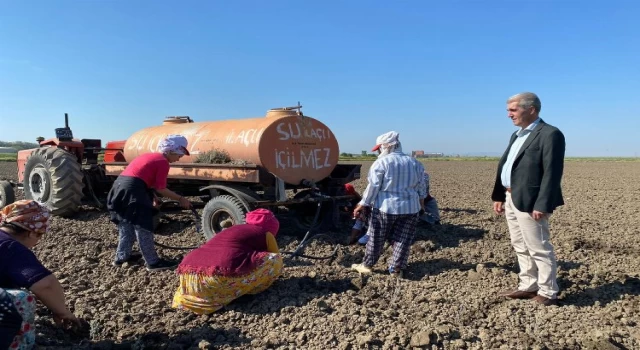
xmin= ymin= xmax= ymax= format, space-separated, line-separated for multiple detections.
xmin=0 ymin=140 xmax=40 ymax=151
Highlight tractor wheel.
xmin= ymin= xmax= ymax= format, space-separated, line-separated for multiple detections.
xmin=0 ymin=180 xmax=15 ymax=208
xmin=202 ymin=195 xmax=247 ymax=241
xmin=23 ymin=147 xmax=84 ymax=217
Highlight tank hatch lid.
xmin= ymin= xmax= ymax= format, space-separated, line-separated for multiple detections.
xmin=266 ymin=102 xmax=303 ymax=118
xmin=163 ymin=116 xmax=194 ymax=125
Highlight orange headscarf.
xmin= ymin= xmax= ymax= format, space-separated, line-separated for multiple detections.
xmin=0 ymin=200 xmax=51 ymax=235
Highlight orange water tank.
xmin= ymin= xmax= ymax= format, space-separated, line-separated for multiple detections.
xmin=122 ymin=108 xmax=340 ymax=185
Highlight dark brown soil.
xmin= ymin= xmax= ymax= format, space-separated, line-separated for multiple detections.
xmin=1 ymin=160 xmax=639 ymax=349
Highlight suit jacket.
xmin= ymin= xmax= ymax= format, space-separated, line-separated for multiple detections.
xmin=491 ymin=119 xmax=565 ymax=213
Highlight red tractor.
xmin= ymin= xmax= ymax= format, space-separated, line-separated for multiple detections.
xmin=7 ymin=114 xmax=105 ymax=216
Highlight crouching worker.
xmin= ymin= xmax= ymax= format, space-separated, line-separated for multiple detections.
xmin=172 ymin=209 xmax=283 ymax=314
xmin=0 ymin=200 xmax=81 ymax=349
xmin=419 ymin=171 xmax=441 ymax=226
xmin=343 ymin=184 xmax=371 ymax=245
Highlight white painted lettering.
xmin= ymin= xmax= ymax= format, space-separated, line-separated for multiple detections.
xmin=313 ymin=149 xmax=324 ymax=169
xmin=288 ymin=123 xmax=301 ymax=139
xmin=235 ymin=130 xmax=246 ymax=144
xmin=277 ymin=123 xmax=289 ymax=140
xmin=301 ymin=150 xmax=315 ymax=168
xmin=243 ymin=129 xmax=255 ymax=146
xmin=275 ymin=150 xmax=286 ymax=169
xmin=126 ymin=137 xmax=139 ymax=150
xmin=274 ymin=147 xmax=333 ymax=170
xmin=137 ymin=134 xmax=149 ymax=151
xmin=226 ymin=130 xmax=235 ymax=144
xmin=226 ymin=128 xmax=265 ymax=146
xmin=323 ymin=147 xmax=331 ymax=167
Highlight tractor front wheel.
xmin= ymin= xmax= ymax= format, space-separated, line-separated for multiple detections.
xmin=23 ymin=147 xmax=84 ymax=216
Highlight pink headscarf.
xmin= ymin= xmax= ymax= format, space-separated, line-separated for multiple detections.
xmin=245 ymin=208 xmax=280 ymax=236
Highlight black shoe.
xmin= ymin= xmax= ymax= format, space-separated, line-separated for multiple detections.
xmin=146 ymin=258 xmax=180 ymax=271
xmin=112 ymin=252 xmax=143 ymax=266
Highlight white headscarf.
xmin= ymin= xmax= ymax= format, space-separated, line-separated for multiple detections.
xmin=379 ymin=141 xmax=402 ymax=158
xmin=372 ymin=131 xmax=401 ymax=158
xmin=157 ymin=134 xmax=190 ymax=156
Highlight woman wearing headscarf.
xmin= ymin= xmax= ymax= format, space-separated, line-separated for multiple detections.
xmin=107 ymin=134 xmax=193 ymax=271
xmin=418 ymin=171 xmax=441 ymax=226
xmin=171 ymin=208 xmax=283 ymax=314
xmin=0 ymin=200 xmax=80 ymax=349
xmin=351 ymin=131 xmax=426 ymax=277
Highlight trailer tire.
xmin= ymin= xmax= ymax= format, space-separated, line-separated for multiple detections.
xmin=291 ymin=190 xmax=324 ymax=232
xmin=23 ymin=147 xmax=84 ymax=217
xmin=202 ymin=195 xmax=247 ymax=240
xmin=0 ymin=180 xmax=15 ymax=208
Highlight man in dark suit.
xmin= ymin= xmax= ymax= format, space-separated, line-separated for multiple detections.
xmin=492 ymin=92 xmax=565 ymax=306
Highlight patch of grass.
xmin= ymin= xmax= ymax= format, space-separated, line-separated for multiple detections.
xmin=338 ymin=156 xmax=377 ymax=161
xmin=194 ymin=149 xmax=232 ymax=164
xmin=564 ymin=157 xmax=640 ymax=162
xmin=0 ymin=154 xmax=17 ymax=162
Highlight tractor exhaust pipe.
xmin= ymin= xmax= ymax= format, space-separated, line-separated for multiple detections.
xmin=65 ymin=113 xmax=69 ymax=128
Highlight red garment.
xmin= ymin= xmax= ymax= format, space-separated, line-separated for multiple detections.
xmin=120 ymin=153 xmax=170 ymax=189
xmin=177 ymin=224 xmax=270 ymax=276
xmin=344 ymin=183 xmax=357 ymax=196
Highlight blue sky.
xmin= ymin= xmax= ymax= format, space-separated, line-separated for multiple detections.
xmin=1 ymin=0 xmax=639 ymax=157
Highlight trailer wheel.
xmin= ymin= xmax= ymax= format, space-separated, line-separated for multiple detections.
xmin=202 ymin=195 xmax=247 ymax=240
xmin=23 ymin=147 xmax=84 ymax=217
xmin=291 ymin=190 xmax=324 ymax=232
xmin=0 ymin=181 xmax=15 ymax=208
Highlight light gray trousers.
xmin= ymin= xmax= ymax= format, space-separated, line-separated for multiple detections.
xmin=115 ymin=222 xmax=159 ymax=265
xmin=505 ymin=192 xmax=559 ymax=299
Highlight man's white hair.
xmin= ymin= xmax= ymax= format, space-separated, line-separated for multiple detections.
xmin=507 ymin=92 xmax=541 ymax=113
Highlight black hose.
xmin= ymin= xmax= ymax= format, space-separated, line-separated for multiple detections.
xmin=153 ymin=205 xmax=202 ymax=250
xmin=281 ymin=201 xmax=339 ymax=260
xmin=282 ymin=233 xmax=339 ymax=260
xmin=154 ymin=240 xmax=200 ymax=250
xmin=153 ymin=200 xmax=339 ymax=260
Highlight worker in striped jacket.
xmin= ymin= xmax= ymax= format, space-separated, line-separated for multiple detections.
xmin=350 ymin=131 xmax=426 ymax=277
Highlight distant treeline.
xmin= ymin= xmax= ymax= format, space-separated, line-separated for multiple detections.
xmin=0 ymin=141 xmax=39 ymax=150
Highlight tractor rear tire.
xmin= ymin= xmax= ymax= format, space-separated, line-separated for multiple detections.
xmin=23 ymin=147 xmax=84 ymax=217
xmin=202 ymin=195 xmax=247 ymax=241
xmin=0 ymin=180 xmax=15 ymax=208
